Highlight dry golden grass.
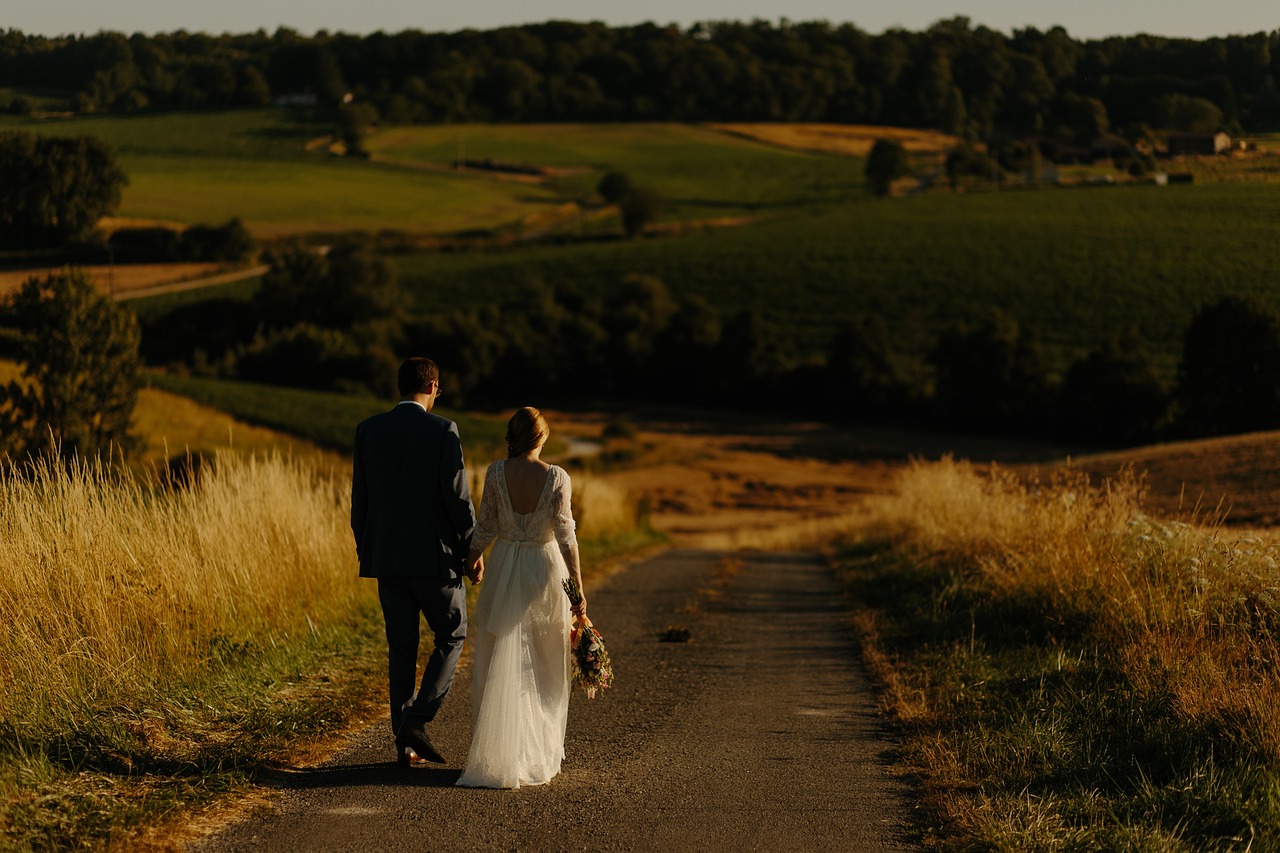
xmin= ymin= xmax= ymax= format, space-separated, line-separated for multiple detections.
xmin=0 ymin=451 xmax=365 ymax=732
xmin=132 ymin=385 xmax=344 ymax=474
xmin=854 ymin=457 xmax=1280 ymax=844
xmin=0 ymin=263 xmax=222 ymax=299
xmin=706 ymin=122 xmax=962 ymax=157
xmin=869 ymin=458 xmax=1280 ymax=758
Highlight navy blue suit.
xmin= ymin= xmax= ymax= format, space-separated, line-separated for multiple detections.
xmin=351 ymin=402 xmax=476 ymax=733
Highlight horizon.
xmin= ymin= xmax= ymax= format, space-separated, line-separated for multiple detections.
xmin=4 ymin=1 xmax=1278 ymax=42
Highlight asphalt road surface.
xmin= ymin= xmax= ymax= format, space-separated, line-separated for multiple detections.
xmin=193 ymin=550 xmax=919 ymax=852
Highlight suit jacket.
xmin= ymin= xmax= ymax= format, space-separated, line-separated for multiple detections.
xmin=350 ymin=403 xmax=476 ymax=580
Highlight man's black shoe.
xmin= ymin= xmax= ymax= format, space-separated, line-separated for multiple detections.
xmin=395 ymin=724 xmax=446 ymax=764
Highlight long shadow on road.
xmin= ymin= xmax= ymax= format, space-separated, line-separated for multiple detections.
xmin=194 ymin=549 xmax=920 ymax=852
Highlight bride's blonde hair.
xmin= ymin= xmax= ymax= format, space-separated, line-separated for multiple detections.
xmin=506 ymin=407 xmax=550 ymax=458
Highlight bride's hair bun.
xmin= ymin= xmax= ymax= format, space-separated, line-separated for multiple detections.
xmin=506 ymin=407 xmax=549 ymax=458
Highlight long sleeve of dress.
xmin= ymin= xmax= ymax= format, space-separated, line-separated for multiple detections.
xmin=551 ymin=467 xmax=577 ymax=547
xmin=471 ymin=463 xmax=500 ymax=554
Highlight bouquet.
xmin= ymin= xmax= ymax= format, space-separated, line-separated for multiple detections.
xmin=563 ymin=577 xmax=613 ymax=699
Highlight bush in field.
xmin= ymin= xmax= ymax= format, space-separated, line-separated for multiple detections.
xmin=337 ymin=101 xmax=378 ymax=158
xmin=654 ymin=294 xmax=723 ymax=402
xmin=824 ymin=314 xmax=913 ymax=420
xmin=0 ymin=268 xmax=141 ymax=459
xmin=944 ymin=142 xmax=997 ymax=190
xmin=865 ymin=139 xmax=910 ymax=197
xmin=139 ymin=297 xmax=259 ymax=370
xmin=0 ymin=132 xmax=126 ymax=247
xmin=180 ymin=217 xmax=256 ymax=262
xmin=255 ymin=240 xmax=404 ymax=342
xmin=619 ymin=187 xmax=662 ymax=237
xmin=597 ymin=170 xmax=632 ymax=204
xmin=1175 ymin=294 xmax=1280 ymax=436
xmin=234 ymin=323 xmax=398 ymax=395
xmin=601 ymin=274 xmax=676 ymax=384
xmin=1059 ymin=332 xmax=1169 ymax=445
xmin=110 ymin=225 xmax=183 ymax=262
xmin=111 ymin=220 xmax=254 ymax=263
xmin=930 ymin=309 xmax=1049 ymax=434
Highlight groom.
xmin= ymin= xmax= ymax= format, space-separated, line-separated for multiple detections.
xmin=351 ymin=357 xmax=482 ymax=766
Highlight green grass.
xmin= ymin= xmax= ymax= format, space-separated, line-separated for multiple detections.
xmin=147 ymin=372 xmax=509 ymax=461
xmin=124 ymin=276 xmax=260 ymax=324
xmin=2 ymin=111 xmax=857 ymax=234
xmin=843 ymin=462 xmax=1280 ymax=848
xmin=367 ymin=122 xmax=861 ymax=219
xmin=11 ymin=110 xmax=1280 ymax=380
xmin=395 ymin=179 xmax=1280 ymax=378
xmin=0 ymin=608 xmax=386 ymax=851
xmin=1 ymin=109 xmax=567 ymax=234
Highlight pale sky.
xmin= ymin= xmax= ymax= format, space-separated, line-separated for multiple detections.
xmin=3 ymin=0 xmax=1276 ymax=41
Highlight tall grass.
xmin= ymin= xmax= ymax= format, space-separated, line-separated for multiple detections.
xmin=0 ymin=433 xmax=656 ymax=847
xmin=0 ymin=450 xmax=377 ymax=849
xmin=844 ymin=458 xmax=1280 ymax=848
xmin=0 ymin=450 xmax=361 ymax=735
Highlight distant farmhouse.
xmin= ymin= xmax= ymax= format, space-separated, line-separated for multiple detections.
xmin=1165 ymin=132 xmax=1232 ymax=156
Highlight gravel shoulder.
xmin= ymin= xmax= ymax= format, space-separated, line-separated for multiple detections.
xmin=191 ymin=549 xmax=918 ymax=852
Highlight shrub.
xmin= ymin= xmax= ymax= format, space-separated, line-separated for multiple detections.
xmin=1175 ymin=294 xmax=1280 ymax=437
xmin=597 ymin=170 xmax=632 ymax=204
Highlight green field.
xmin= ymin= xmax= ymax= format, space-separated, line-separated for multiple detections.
xmin=0 ymin=109 xmax=568 ymax=234
xmin=148 ymin=373 xmax=509 ymax=460
xmin=9 ymin=108 xmax=1280 ymax=380
xmin=1 ymin=110 xmax=857 ymax=234
xmin=394 ymin=179 xmax=1280 ymax=377
xmin=367 ymin=122 xmax=860 ymax=219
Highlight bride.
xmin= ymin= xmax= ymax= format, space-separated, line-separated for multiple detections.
xmin=457 ymin=407 xmax=587 ymax=789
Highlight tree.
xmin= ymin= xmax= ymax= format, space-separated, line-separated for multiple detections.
xmin=865 ymin=139 xmax=909 ymax=197
xmin=336 ymin=102 xmax=378 ymax=158
xmin=0 ymin=269 xmax=141 ymax=460
xmin=597 ymin=170 xmax=632 ymax=204
xmin=1175 ymin=295 xmax=1280 ymax=436
xmin=1059 ymin=333 xmax=1168 ymax=445
xmin=0 ymin=132 xmax=127 ymax=247
xmin=1147 ymin=93 xmax=1223 ymax=134
xmin=254 ymin=240 xmax=404 ymax=339
xmin=944 ymin=142 xmax=997 ymax=190
xmin=930 ymin=309 xmax=1049 ymax=434
xmin=618 ymin=188 xmax=662 ymax=237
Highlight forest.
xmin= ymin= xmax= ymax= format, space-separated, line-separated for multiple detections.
xmin=1 ymin=18 xmax=1276 ymax=140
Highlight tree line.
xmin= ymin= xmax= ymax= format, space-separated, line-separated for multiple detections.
xmin=128 ymin=239 xmax=1280 ymax=449
xmin=3 ymin=19 xmax=1278 ymax=139
xmin=8 ymin=242 xmax=1280 ymax=460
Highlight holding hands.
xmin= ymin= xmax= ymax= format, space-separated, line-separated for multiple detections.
xmin=466 ymin=554 xmax=485 ymax=585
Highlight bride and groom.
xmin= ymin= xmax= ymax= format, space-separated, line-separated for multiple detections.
xmin=350 ymin=357 xmax=588 ymax=789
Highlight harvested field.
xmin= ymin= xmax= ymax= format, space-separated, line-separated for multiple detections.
xmin=706 ymin=122 xmax=962 ymax=157
xmin=0 ymin=262 xmax=222 ymax=298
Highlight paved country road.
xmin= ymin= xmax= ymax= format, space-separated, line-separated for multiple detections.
xmin=192 ymin=550 xmax=919 ymax=852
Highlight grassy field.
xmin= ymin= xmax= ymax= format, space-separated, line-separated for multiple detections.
xmin=366 ymin=122 xmax=860 ymax=220
xmin=11 ymin=109 xmax=1280 ymax=381
xmin=0 ymin=450 xmax=385 ymax=850
xmin=0 ymin=109 xmax=568 ymax=235
xmin=843 ymin=459 xmax=1280 ymax=848
xmin=2 ymin=110 xmax=859 ymax=235
xmin=146 ymin=373 xmax=510 ymax=462
xmin=395 ymin=178 xmax=1280 ymax=378
xmin=0 ymin=374 xmax=656 ymax=849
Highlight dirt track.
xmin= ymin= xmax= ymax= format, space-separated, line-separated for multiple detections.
xmin=190 ymin=550 xmax=918 ymax=852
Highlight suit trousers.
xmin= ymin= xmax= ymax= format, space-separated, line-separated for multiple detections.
xmin=377 ymin=574 xmax=467 ymax=734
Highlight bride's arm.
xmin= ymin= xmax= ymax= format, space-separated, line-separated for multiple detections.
xmin=466 ymin=464 xmax=500 ymax=580
xmin=553 ymin=468 xmax=586 ymax=618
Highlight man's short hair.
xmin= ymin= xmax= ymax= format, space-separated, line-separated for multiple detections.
xmin=398 ymin=357 xmax=439 ymax=397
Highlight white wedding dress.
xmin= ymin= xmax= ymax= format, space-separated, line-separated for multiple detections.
xmin=457 ymin=460 xmax=576 ymax=789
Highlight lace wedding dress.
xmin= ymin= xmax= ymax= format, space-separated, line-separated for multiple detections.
xmin=457 ymin=460 xmax=576 ymax=789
